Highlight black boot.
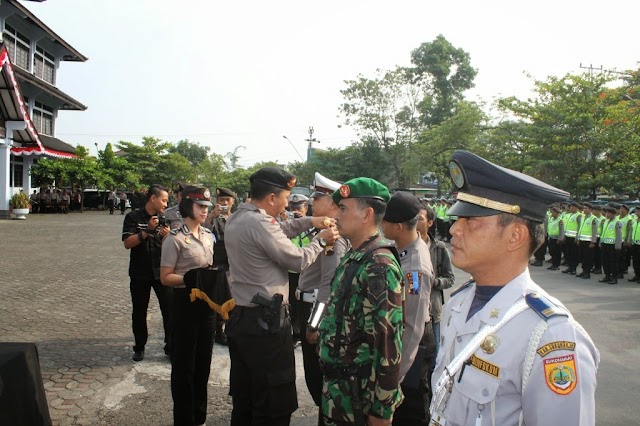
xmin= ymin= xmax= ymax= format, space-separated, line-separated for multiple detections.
xmin=531 ymin=260 xmax=543 ymax=267
xmin=591 ymin=269 xmax=602 ymax=274
xmin=575 ymin=272 xmax=584 ymax=278
xmin=581 ymin=273 xmax=591 ymax=279
xmin=608 ymin=278 xmax=618 ymax=285
xmin=562 ymin=268 xmax=572 ymax=274
xmin=598 ymin=275 xmax=610 ymax=283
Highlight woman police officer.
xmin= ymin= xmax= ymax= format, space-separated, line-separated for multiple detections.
xmin=160 ymin=185 xmax=216 ymax=426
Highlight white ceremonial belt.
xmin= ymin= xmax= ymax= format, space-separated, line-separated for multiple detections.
xmin=430 ymin=299 xmax=529 ymax=416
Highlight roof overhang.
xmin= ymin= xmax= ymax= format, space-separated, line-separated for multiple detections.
xmin=7 ymin=0 xmax=88 ymax=62
xmin=0 ymin=44 xmax=76 ymax=159
xmin=14 ymin=66 xmax=87 ymax=111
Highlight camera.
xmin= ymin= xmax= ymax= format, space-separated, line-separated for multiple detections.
xmin=221 ymin=205 xmax=228 ymax=213
xmin=157 ymin=215 xmax=171 ymax=227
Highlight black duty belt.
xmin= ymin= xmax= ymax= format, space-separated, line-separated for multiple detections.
xmin=319 ymin=361 xmax=371 ymax=381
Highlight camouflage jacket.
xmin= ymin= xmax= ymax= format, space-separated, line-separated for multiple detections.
xmin=318 ymin=235 xmax=404 ymax=421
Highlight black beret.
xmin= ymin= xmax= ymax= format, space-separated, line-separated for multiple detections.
xmin=605 ymin=206 xmax=616 ymax=214
xmin=383 ymin=191 xmax=421 ymax=224
xmin=609 ymin=202 xmax=621 ymax=209
xmin=447 ymin=150 xmax=569 ymax=223
xmin=173 ymin=181 xmax=187 ymax=192
xmin=620 ymin=204 xmax=630 ymax=211
xmin=582 ymin=202 xmax=593 ymax=209
xmin=216 ymin=187 xmax=236 ymax=198
xmin=250 ymin=167 xmax=297 ymax=190
xmin=592 ymin=205 xmax=603 ymax=211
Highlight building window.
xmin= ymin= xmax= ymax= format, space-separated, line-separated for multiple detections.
xmin=10 ymin=156 xmax=23 ymax=187
xmin=33 ymin=101 xmax=54 ymax=136
xmin=3 ymin=24 xmax=30 ymax=70
xmin=34 ymin=46 xmax=55 ymax=84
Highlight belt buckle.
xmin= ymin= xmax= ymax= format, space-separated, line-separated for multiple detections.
xmin=295 ymin=288 xmax=301 ymax=301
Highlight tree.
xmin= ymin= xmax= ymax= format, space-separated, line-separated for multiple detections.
xmin=409 ymin=34 xmax=478 ymax=127
xmin=167 ymin=139 xmax=210 ymax=167
xmin=97 ymin=142 xmax=140 ymax=190
xmin=116 ymin=137 xmax=172 ymax=187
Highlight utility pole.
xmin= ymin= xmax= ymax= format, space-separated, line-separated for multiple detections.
xmin=304 ymin=126 xmax=320 ymax=161
xmin=579 ymin=63 xmax=603 ymax=75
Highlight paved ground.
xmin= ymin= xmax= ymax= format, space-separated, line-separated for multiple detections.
xmin=0 ymin=211 xmax=639 ymax=425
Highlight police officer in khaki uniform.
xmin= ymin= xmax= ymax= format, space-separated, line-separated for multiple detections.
xmin=164 ymin=181 xmax=186 ymax=230
xmin=224 ymin=167 xmax=340 ymax=426
xmin=160 ymin=186 xmax=215 ymax=426
xmin=297 ymin=172 xmax=350 ymax=422
xmin=431 ymin=151 xmax=599 ymax=426
xmin=381 ymin=192 xmax=434 ymax=426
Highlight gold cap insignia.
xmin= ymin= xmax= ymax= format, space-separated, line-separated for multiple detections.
xmin=339 ymin=184 xmax=351 ymax=198
xmin=449 ymin=160 xmax=466 ymax=189
xmin=204 ymin=189 xmax=210 ymax=199
xmin=288 ymin=177 xmax=297 ymax=189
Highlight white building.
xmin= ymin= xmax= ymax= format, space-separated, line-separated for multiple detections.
xmin=0 ymin=0 xmax=86 ymax=218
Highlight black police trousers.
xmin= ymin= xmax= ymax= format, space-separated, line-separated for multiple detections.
xmin=601 ymin=244 xmax=618 ymax=278
xmin=632 ymin=244 xmax=640 ymax=277
xmin=171 ymin=288 xmax=215 ymax=426
xmin=288 ymin=272 xmax=302 ymax=341
xmin=393 ymin=321 xmax=435 ymax=426
xmin=548 ymin=238 xmax=561 ymax=267
xmin=565 ymin=237 xmax=579 ymax=271
xmin=579 ymin=240 xmax=595 ymax=273
xmin=129 ymin=278 xmax=172 ymax=352
xmin=226 ymin=306 xmax=297 ymax=426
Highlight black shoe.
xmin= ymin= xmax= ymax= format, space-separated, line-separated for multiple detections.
xmin=598 ymin=276 xmax=611 ymax=283
xmin=531 ymin=260 xmax=543 ymax=267
xmin=628 ymin=276 xmax=639 ymax=282
xmin=575 ymin=272 xmax=584 ymax=278
xmin=561 ymin=261 xmax=568 ymax=266
xmin=569 ymin=270 xmax=576 ymax=275
xmin=617 ymin=273 xmax=624 ymax=279
xmin=591 ymin=269 xmax=602 ymax=274
xmin=562 ymin=268 xmax=571 ymax=274
xmin=132 ymin=350 xmax=144 ymax=362
xmin=608 ymin=278 xmax=618 ymax=285
xmin=548 ymin=266 xmax=559 ymax=270
xmin=581 ymin=273 xmax=591 ymax=279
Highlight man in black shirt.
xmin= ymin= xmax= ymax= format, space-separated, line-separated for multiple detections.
xmin=122 ymin=184 xmax=172 ymax=361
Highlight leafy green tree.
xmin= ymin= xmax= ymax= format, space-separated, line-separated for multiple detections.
xmin=167 ymin=139 xmax=210 ymax=167
xmin=97 ymin=143 xmax=140 ymax=190
xmin=116 ymin=137 xmax=172 ymax=187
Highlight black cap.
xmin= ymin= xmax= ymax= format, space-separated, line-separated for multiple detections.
xmin=621 ymin=204 xmax=630 ymax=211
xmin=609 ymin=202 xmax=621 ymax=209
xmin=216 ymin=187 xmax=236 ymax=198
xmin=605 ymin=206 xmax=616 ymax=214
xmin=569 ymin=201 xmax=580 ymax=208
xmin=550 ymin=206 xmax=561 ymax=213
xmin=250 ymin=167 xmax=297 ymax=190
xmin=592 ymin=205 xmax=603 ymax=211
xmin=383 ymin=192 xmax=421 ymax=224
xmin=173 ymin=181 xmax=187 ymax=193
xmin=183 ymin=185 xmax=213 ymax=206
xmin=582 ymin=202 xmax=593 ymax=209
xmin=447 ymin=150 xmax=569 ymax=223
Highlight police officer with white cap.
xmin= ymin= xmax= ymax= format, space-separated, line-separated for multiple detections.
xmin=297 ymin=172 xmax=350 ymax=423
xmin=430 ymin=151 xmax=599 ymax=426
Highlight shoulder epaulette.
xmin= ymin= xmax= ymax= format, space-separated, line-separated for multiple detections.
xmin=450 ymin=279 xmax=474 ymax=297
xmin=170 ymin=228 xmax=179 ymax=235
xmin=181 ymin=224 xmax=191 ymax=234
xmin=525 ymin=292 xmax=568 ymax=321
xmin=202 ymin=227 xmax=212 ymax=233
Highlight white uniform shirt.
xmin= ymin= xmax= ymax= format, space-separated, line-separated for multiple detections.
xmin=433 ymin=269 xmax=599 ymax=426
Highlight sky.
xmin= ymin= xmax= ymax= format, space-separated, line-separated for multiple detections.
xmin=23 ymin=0 xmax=640 ymax=168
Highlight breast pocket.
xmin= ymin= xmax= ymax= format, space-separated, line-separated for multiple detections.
xmin=183 ymin=248 xmax=198 ymax=258
xmin=448 ymin=362 xmax=500 ymax=425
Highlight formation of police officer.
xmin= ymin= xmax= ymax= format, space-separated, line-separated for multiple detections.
xmin=164 ymin=181 xmax=185 ymax=230
xmin=537 ymin=200 xmax=640 ymax=285
xmin=430 ymin=150 xmax=599 ymax=425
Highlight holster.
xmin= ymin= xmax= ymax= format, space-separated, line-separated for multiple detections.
xmin=251 ymin=293 xmax=288 ymax=333
xmin=320 ymin=362 xmax=370 ymax=426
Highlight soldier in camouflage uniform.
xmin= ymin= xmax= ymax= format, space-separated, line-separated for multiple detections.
xmin=318 ymin=178 xmax=404 ymax=426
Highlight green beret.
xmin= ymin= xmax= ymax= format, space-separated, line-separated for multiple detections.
xmin=332 ymin=177 xmax=390 ymax=205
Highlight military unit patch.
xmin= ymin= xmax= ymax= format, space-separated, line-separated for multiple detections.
xmin=470 ymin=354 xmax=500 ymax=378
xmin=544 ymin=354 xmax=577 ymax=395
xmin=405 ymin=271 xmax=422 ymax=294
xmin=537 ymin=341 xmax=576 ymax=357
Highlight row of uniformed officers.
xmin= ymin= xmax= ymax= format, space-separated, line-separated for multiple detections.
xmin=155 ymin=151 xmax=600 ymax=425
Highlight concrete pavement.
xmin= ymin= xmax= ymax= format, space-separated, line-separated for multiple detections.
xmin=0 ymin=212 xmax=638 ymax=425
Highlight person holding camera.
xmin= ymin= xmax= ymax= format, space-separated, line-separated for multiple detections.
xmin=160 ymin=185 xmax=216 ymax=426
xmin=122 ymin=184 xmax=172 ymax=362
xmin=225 ymin=167 xmax=339 ymax=426
xmin=206 ymin=187 xmax=236 ymax=345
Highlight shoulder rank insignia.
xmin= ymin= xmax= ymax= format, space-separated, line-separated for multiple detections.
xmin=406 ymin=271 xmax=422 ymax=294
xmin=399 ymin=250 xmax=408 ymax=258
xmin=181 ymin=224 xmax=191 ymax=234
xmin=526 ymin=292 xmax=568 ymax=321
xmin=450 ymin=279 xmax=475 ymax=297
xmin=170 ymin=228 xmax=179 ymax=235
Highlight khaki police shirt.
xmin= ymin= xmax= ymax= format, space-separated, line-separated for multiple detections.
xmin=225 ymin=203 xmax=324 ymax=306
xmin=163 ymin=205 xmax=184 ymax=230
xmin=161 ymin=224 xmax=214 ymax=287
xmin=298 ymin=237 xmax=350 ymax=303
xmin=398 ymin=236 xmax=433 ymax=380
xmin=433 ymin=269 xmax=599 ymax=425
